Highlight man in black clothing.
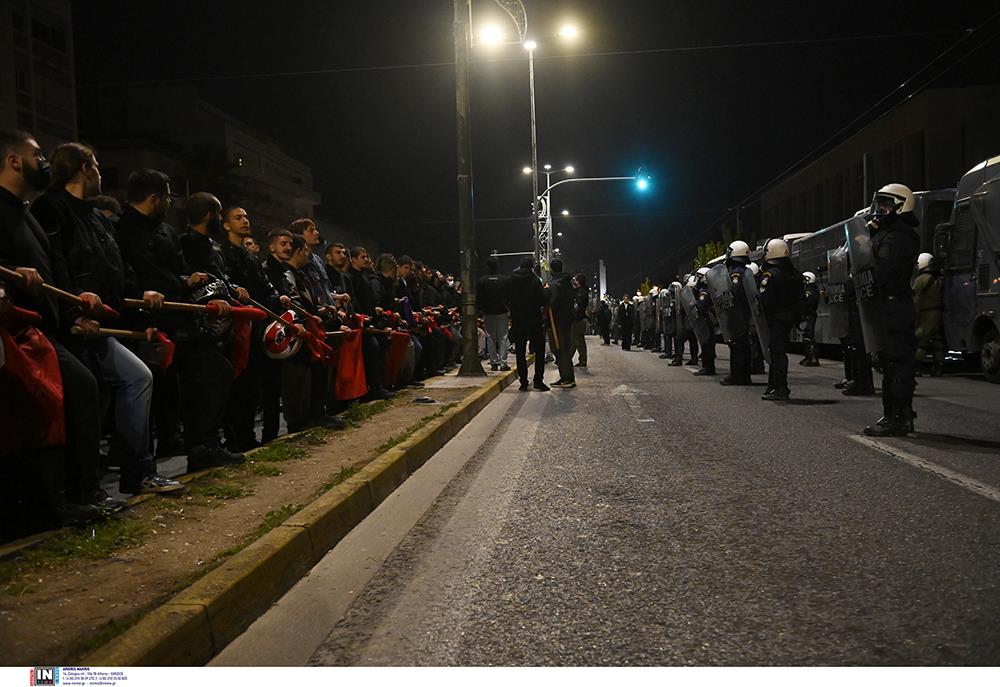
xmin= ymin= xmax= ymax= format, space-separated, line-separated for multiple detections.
xmin=508 ymin=257 xmax=548 ymax=391
xmin=221 ymin=206 xmax=285 ymax=449
xmin=348 ymin=246 xmax=392 ymax=401
xmin=476 ymin=256 xmax=510 ymax=372
xmin=759 ymin=238 xmax=801 ymax=401
xmin=718 ymin=241 xmax=753 ymax=386
xmin=0 ymin=130 xmax=126 ymax=515
xmin=617 ymin=294 xmax=635 ymax=351
xmin=547 ymin=258 xmax=576 ymax=388
xmin=118 ymin=173 xmax=242 ymax=469
xmin=597 ymin=300 xmax=612 ymax=345
xmin=32 ymin=142 xmax=184 ymax=495
xmin=862 ymin=184 xmax=921 ymax=436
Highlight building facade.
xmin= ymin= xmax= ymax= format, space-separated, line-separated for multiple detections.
xmin=0 ymin=0 xmax=77 ymax=148
xmin=759 ymin=86 xmax=1000 ymax=238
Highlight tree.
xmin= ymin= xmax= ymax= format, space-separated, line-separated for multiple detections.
xmin=693 ymin=240 xmax=726 ymax=269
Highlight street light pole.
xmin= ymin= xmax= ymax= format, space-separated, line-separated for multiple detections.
xmin=528 ymin=44 xmax=541 ymax=272
xmin=454 ymin=0 xmax=484 ymax=376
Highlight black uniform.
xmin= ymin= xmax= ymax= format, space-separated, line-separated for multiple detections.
xmin=547 ymin=271 xmax=575 ymax=384
xmin=721 ymin=260 xmax=752 ymax=384
xmin=799 ymin=281 xmax=820 ymax=366
xmin=508 ymin=264 xmax=546 ymax=387
xmin=759 ymin=257 xmax=802 ymax=398
xmin=869 ymin=217 xmax=921 ymax=431
xmin=694 ymin=278 xmax=717 ymax=375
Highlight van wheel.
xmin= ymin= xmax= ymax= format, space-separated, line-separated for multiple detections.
xmin=982 ymin=337 xmax=1000 ymax=384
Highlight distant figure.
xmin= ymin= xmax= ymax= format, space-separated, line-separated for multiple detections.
xmin=476 ymin=256 xmax=511 ymax=372
xmin=617 ymin=293 xmax=635 ymax=351
xmin=508 ymin=257 xmax=548 ymax=392
xmin=913 ymin=252 xmax=944 ymax=377
xmin=547 ymin=258 xmax=576 ymax=388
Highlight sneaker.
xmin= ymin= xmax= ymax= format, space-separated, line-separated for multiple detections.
xmin=719 ymin=376 xmax=751 ymax=386
xmin=490 ymin=363 xmax=499 ymax=371
xmin=693 ymin=368 xmax=716 ymax=376
xmin=834 ymin=379 xmax=848 ymax=389
xmin=658 ymin=353 xmax=670 ymax=359
xmin=519 ymin=381 xmax=529 ymax=391
xmin=555 ymin=381 xmax=576 ymax=388
xmin=761 ymin=388 xmax=790 ymax=401
xmin=532 ymin=381 xmax=550 ymax=391
xmin=188 ymin=445 xmax=246 ymax=471
xmin=667 ymin=359 xmax=683 ymax=366
xmin=685 ymin=359 xmax=700 ymax=367
xmin=83 ymin=489 xmax=128 ymax=515
xmin=500 ymin=363 xmax=511 ymax=371
xmin=121 ymin=474 xmax=186 ymax=495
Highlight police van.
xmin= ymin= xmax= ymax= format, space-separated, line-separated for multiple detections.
xmin=933 ymin=155 xmax=1000 ymax=382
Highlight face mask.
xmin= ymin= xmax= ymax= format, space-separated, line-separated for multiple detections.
xmin=24 ymin=157 xmax=51 ymax=191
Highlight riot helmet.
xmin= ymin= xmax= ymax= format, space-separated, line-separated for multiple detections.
xmin=803 ymin=271 xmax=817 ymax=284
xmin=727 ymin=240 xmax=750 ymax=263
xmin=868 ymin=183 xmax=915 ymax=224
xmin=916 ymin=252 xmax=934 ymax=271
xmin=763 ymin=238 xmax=789 ymax=262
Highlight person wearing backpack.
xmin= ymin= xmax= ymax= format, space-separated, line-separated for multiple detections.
xmin=758 ymin=238 xmax=802 ymax=401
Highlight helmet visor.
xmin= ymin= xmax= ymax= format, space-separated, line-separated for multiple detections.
xmin=870 ymin=193 xmax=902 ymax=218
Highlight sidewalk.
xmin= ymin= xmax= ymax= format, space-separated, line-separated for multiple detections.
xmin=0 ymin=366 xmax=516 ymax=666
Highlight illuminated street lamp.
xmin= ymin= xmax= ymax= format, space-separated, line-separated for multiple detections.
xmin=561 ymin=209 xmax=570 ymax=216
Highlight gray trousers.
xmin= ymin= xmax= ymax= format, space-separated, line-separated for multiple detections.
xmin=484 ymin=312 xmax=509 ymax=366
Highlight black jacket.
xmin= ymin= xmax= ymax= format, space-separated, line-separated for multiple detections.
xmin=759 ymin=258 xmax=802 ymax=319
xmin=0 ymin=186 xmax=74 ymax=333
xmin=348 ymin=266 xmax=376 ymax=316
xmin=507 ymin=265 xmax=544 ymax=324
xmin=476 ymin=272 xmax=509 ymax=315
xmin=220 ymin=239 xmax=281 ymax=312
xmin=572 ymin=286 xmax=589 ymax=321
xmin=547 ymin=272 xmax=574 ymax=328
xmin=265 ymin=254 xmax=294 ymax=301
xmin=116 ymin=205 xmax=191 ymax=302
xmin=872 ymin=222 xmax=921 ymax=300
xmin=31 ymin=188 xmax=133 ymax=310
xmin=616 ymin=301 xmax=635 ymax=329
xmin=371 ymin=273 xmax=398 ymax=312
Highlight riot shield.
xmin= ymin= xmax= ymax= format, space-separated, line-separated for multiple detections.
xmin=825 ymin=246 xmax=850 ymax=340
xmin=670 ymin=283 xmax=683 ymax=324
xmin=706 ymin=264 xmax=748 ymax=343
xmin=743 ymin=271 xmax=770 ymax=360
xmin=679 ymin=285 xmax=711 ymax=348
xmin=844 ymin=216 xmax=888 ymax=354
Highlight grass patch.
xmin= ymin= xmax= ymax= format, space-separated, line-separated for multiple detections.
xmin=256 ymin=504 xmax=299 ymax=537
xmin=372 ymin=403 xmax=458 ymax=455
xmin=342 ymin=399 xmax=391 ymax=425
xmin=250 ymin=443 xmax=308 ymax=463
xmin=317 ymin=465 xmax=360 ymax=495
xmin=246 ymin=462 xmax=283 ymax=477
xmin=188 ymin=480 xmax=254 ymax=500
xmin=294 ymin=428 xmax=337 ymax=445
xmin=1 ymin=517 xmax=151 ymax=595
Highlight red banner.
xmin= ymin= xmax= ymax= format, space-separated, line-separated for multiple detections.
xmin=0 ymin=308 xmax=65 ymax=456
xmin=226 ymin=306 xmax=267 ymax=378
xmin=383 ymin=330 xmax=410 ymax=388
xmin=334 ymin=329 xmax=368 ymax=401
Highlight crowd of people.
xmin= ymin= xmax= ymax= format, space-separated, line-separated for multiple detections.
xmin=598 ymin=183 xmax=930 ymax=439
xmin=0 ymin=130 xmax=472 ymax=539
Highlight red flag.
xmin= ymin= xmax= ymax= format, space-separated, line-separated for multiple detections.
xmin=0 ymin=308 xmax=65 ymax=456
xmin=383 ymin=330 xmax=410 ymax=388
xmin=225 ymin=306 xmax=267 ymax=378
xmin=155 ymin=331 xmax=176 ymax=370
xmin=334 ymin=329 xmax=368 ymax=401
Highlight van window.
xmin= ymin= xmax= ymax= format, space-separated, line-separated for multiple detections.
xmin=948 ymin=204 xmax=977 ymax=271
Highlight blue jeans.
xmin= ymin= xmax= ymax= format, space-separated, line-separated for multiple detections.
xmin=97 ymin=337 xmax=154 ymax=485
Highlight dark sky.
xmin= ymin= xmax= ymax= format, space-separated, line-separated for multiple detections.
xmin=73 ymin=1 xmax=999 ymax=293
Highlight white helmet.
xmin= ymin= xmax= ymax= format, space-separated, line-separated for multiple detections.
xmin=803 ymin=271 xmax=816 ymax=284
xmin=870 ymin=183 xmax=915 ymax=218
xmin=696 ymin=266 xmax=710 ymax=276
xmin=727 ymin=240 xmax=750 ymax=259
xmin=763 ymin=238 xmax=789 ymax=261
xmin=671 ymin=281 xmax=682 ymax=289
xmin=686 ymin=275 xmax=697 ymax=287
xmin=747 ymin=262 xmax=760 ymax=276
xmin=917 ymin=252 xmax=934 ymax=270
xmin=650 ymin=286 xmax=659 ymax=296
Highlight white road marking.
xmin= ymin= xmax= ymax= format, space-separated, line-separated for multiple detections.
xmin=849 ymin=434 xmax=1000 ymax=505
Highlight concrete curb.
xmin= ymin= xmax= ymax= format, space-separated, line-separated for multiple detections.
xmin=83 ymin=367 xmax=519 ymax=666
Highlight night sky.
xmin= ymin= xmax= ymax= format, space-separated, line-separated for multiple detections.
xmin=73 ymin=1 xmax=999 ymax=294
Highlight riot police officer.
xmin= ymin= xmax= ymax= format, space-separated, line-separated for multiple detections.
xmin=863 ymin=184 xmax=921 ymax=436
xmin=913 ymin=252 xmax=945 ymax=377
xmin=759 ymin=238 xmax=801 ymax=400
xmin=799 ymin=271 xmax=821 ymax=366
xmin=719 ymin=240 xmax=753 ymax=386
xmin=693 ymin=267 xmax=717 ymax=376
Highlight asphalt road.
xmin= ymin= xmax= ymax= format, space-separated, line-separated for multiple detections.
xmin=223 ymin=338 xmax=1000 ymax=666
